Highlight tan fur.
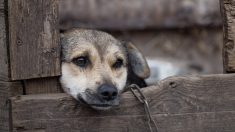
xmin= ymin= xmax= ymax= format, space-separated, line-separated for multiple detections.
xmin=60 ymin=29 xmax=128 ymax=110
xmin=60 ymin=29 xmax=149 ymax=110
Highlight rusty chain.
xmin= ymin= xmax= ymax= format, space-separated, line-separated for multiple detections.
xmin=127 ymin=84 xmax=158 ymax=132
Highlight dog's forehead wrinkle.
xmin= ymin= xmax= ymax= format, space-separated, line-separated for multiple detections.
xmin=62 ymin=29 xmax=126 ymax=61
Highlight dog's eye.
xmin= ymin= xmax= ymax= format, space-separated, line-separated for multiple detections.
xmin=72 ymin=56 xmax=89 ymax=68
xmin=112 ymin=59 xmax=123 ymax=69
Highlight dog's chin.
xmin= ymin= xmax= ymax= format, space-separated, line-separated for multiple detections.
xmin=77 ymin=95 xmax=119 ymax=111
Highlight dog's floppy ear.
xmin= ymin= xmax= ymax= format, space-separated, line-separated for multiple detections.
xmin=125 ymin=42 xmax=150 ymax=79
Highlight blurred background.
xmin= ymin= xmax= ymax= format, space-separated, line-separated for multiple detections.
xmin=59 ymin=0 xmax=222 ymax=84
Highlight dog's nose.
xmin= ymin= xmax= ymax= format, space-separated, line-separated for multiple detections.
xmin=98 ymin=84 xmax=118 ymax=101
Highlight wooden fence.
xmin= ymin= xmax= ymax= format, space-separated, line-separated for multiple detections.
xmin=59 ymin=0 xmax=221 ymax=30
xmin=0 ymin=0 xmax=235 ymax=132
xmin=10 ymin=74 xmax=235 ymax=131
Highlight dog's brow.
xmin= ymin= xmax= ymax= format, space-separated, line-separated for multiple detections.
xmin=105 ymin=52 xmax=126 ymax=66
xmin=114 ymin=52 xmax=125 ymax=60
xmin=70 ymin=50 xmax=90 ymax=60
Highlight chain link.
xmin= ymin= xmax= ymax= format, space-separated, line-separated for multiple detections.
xmin=127 ymin=84 xmax=158 ymax=132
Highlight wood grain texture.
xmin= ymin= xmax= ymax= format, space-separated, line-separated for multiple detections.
xmin=221 ymin=0 xmax=235 ymax=72
xmin=0 ymin=1 xmax=23 ymax=131
xmin=8 ymin=0 xmax=60 ymax=80
xmin=0 ymin=0 xmax=4 ymax=10
xmin=24 ymin=77 xmax=63 ymax=94
xmin=0 ymin=81 xmax=23 ymax=132
xmin=11 ymin=111 xmax=235 ymax=132
xmin=10 ymin=74 xmax=235 ymax=131
xmin=59 ymin=0 xmax=221 ymax=30
xmin=0 ymin=0 xmax=9 ymax=81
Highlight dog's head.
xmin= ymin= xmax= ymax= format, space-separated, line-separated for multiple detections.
xmin=60 ymin=29 xmax=149 ymax=110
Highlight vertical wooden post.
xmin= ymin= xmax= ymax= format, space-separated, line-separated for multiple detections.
xmin=8 ymin=0 xmax=60 ymax=80
xmin=0 ymin=0 xmax=9 ymax=81
xmin=221 ymin=0 xmax=235 ymax=73
xmin=0 ymin=0 xmax=23 ymax=131
xmin=7 ymin=0 xmax=61 ymax=94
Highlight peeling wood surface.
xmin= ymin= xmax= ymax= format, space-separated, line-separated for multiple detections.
xmin=59 ymin=0 xmax=221 ymax=30
xmin=221 ymin=0 xmax=235 ymax=72
xmin=8 ymin=0 xmax=60 ymax=80
xmin=11 ymin=74 xmax=235 ymax=132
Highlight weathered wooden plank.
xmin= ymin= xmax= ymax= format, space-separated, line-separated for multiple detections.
xmin=0 ymin=81 xmax=23 ymax=132
xmin=10 ymin=74 xmax=235 ymax=131
xmin=0 ymin=0 xmax=9 ymax=81
xmin=24 ymin=77 xmax=62 ymax=94
xmin=221 ymin=0 xmax=235 ymax=72
xmin=59 ymin=0 xmax=221 ymax=30
xmin=0 ymin=1 xmax=23 ymax=132
xmin=11 ymin=111 xmax=235 ymax=132
xmin=8 ymin=0 xmax=60 ymax=80
xmin=0 ymin=1 xmax=22 ymax=132
xmin=0 ymin=0 xmax=4 ymax=10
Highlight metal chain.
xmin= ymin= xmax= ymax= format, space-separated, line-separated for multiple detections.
xmin=127 ymin=84 xmax=158 ymax=132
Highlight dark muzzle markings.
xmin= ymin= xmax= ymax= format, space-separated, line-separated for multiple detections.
xmin=60 ymin=29 xmax=150 ymax=110
xmin=97 ymin=84 xmax=118 ymax=101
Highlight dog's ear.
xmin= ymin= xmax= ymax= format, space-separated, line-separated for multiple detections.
xmin=125 ymin=42 xmax=150 ymax=79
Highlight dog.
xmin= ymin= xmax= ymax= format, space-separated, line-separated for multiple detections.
xmin=60 ymin=29 xmax=150 ymax=110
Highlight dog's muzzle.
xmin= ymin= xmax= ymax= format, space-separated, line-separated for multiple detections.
xmin=77 ymin=85 xmax=120 ymax=110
